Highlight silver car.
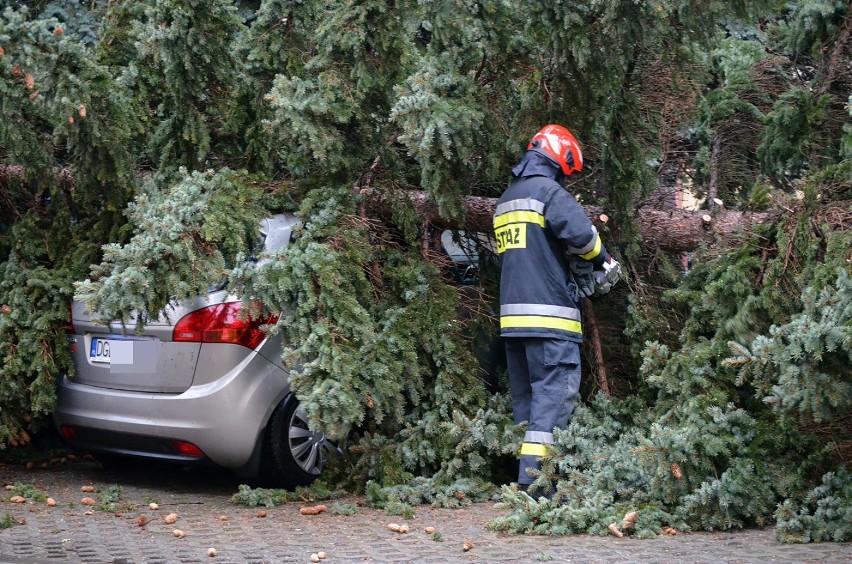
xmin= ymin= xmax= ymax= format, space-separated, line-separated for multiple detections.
xmin=54 ymin=214 xmax=336 ymax=487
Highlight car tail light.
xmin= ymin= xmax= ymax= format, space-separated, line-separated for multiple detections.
xmin=172 ymin=302 xmax=278 ymax=350
xmin=171 ymin=441 xmax=204 ymax=458
xmin=60 ymin=426 xmax=77 ymax=440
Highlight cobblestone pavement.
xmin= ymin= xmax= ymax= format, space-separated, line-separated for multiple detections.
xmin=1 ymin=458 xmax=850 ymax=564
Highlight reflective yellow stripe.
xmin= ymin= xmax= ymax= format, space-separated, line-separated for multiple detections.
xmin=520 ymin=443 xmax=548 ymax=457
xmin=493 ymin=210 xmax=545 ymax=229
xmin=501 ymin=315 xmax=582 ymax=334
xmin=578 ymin=235 xmax=602 ymax=261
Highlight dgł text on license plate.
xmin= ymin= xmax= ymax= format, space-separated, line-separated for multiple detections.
xmin=90 ymin=338 xmax=112 ymax=363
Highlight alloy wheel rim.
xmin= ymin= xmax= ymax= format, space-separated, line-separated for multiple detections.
xmin=288 ymin=405 xmax=334 ymax=475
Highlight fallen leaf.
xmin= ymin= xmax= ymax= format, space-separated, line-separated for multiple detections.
xmin=47 ymin=498 xmax=56 ymax=507
xmin=148 ymin=503 xmax=159 ymax=511
xmin=424 ymin=526 xmax=435 ymax=534
xmin=9 ymin=496 xmax=25 ymax=504
xmin=136 ymin=514 xmax=148 ymax=527
xmin=207 ymin=547 xmax=217 ymax=557
xmin=462 ymin=540 xmax=474 ymax=552
xmin=218 ymin=515 xmax=227 ymax=521
xmin=387 ymin=523 xmax=401 ymax=532
xmin=172 ymin=529 xmax=185 ymax=539
xmin=81 ymin=497 xmax=96 ymax=506
xmin=256 ymin=510 xmax=267 ymax=518
xmin=608 ymin=522 xmax=624 ymax=538
xmin=80 ymin=485 xmax=96 ymax=493
xmin=164 ymin=512 xmax=178 ymax=524
xmin=317 ymin=552 xmax=327 ymax=559
xmin=310 ymin=554 xmax=320 ymax=563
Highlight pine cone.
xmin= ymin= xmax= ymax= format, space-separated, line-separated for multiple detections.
xmin=621 ymin=510 xmax=639 ymax=529
xmin=608 ymin=522 xmax=624 ymax=538
xmin=671 ymin=463 xmax=683 ymax=479
xmin=299 ymin=504 xmax=327 ymax=515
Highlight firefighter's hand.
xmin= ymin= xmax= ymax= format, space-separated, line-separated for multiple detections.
xmin=593 ymin=257 xmax=622 ymax=297
xmin=568 ymin=257 xmax=596 ymax=298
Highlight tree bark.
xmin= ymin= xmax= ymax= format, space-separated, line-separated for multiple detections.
xmin=582 ymin=299 xmax=611 ymax=397
xmin=361 ymin=188 xmax=771 ymax=254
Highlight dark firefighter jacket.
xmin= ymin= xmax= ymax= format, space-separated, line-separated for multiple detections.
xmin=494 ymin=152 xmax=608 ymax=342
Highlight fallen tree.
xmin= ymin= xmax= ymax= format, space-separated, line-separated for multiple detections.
xmin=361 ymin=187 xmax=772 ymax=253
xmin=1 ymin=165 xmax=770 ymax=254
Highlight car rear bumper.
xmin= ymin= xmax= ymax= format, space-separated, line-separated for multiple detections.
xmin=54 ymin=351 xmax=290 ymax=471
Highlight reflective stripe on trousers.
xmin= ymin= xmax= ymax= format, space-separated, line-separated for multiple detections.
xmin=506 ymin=337 xmax=581 ymax=485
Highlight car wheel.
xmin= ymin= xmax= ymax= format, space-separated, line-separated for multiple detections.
xmin=266 ymin=394 xmax=336 ymax=488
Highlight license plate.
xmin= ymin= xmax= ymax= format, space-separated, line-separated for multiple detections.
xmin=90 ymin=337 xmax=111 ymax=363
xmin=90 ymin=337 xmax=133 ymax=364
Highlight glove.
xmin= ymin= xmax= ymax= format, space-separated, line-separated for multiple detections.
xmin=568 ymin=257 xmax=596 ymax=298
xmin=592 ymin=257 xmax=622 ymax=297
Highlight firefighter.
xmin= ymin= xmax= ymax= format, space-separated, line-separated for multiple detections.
xmin=494 ymin=124 xmax=621 ymax=494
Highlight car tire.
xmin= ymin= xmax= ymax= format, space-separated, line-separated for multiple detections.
xmin=265 ymin=394 xmax=334 ymax=488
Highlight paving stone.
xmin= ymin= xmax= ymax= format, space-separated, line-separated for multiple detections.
xmin=1 ymin=459 xmax=850 ymax=563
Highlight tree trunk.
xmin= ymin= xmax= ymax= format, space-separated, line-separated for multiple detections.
xmin=361 ymin=188 xmax=771 ymax=254
xmin=2 ymin=164 xmax=771 ymax=254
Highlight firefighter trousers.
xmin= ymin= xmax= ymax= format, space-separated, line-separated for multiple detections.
xmin=505 ymin=337 xmax=581 ymax=486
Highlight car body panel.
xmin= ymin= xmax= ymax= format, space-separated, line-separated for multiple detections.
xmin=68 ymin=333 xmax=202 ymax=393
xmin=67 ymin=294 xmax=234 ymax=394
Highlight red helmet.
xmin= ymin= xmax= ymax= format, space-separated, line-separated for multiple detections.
xmin=527 ymin=124 xmax=583 ymax=175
